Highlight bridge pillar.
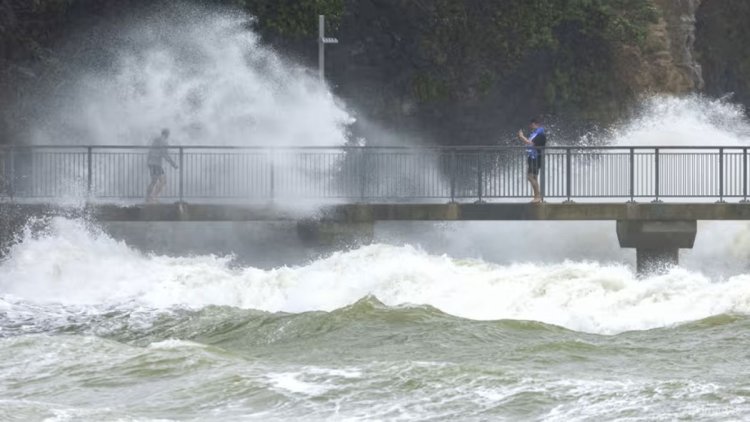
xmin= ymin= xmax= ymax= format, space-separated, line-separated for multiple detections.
xmin=616 ymin=220 xmax=697 ymax=275
xmin=0 ymin=205 xmax=29 ymax=257
xmin=296 ymin=220 xmax=374 ymax=248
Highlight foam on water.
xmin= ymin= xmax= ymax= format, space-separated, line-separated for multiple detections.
xmin=267 ymin=372 xmax=334 ymax=396
xmin=2 ymin=217 xmax=750 ymax=335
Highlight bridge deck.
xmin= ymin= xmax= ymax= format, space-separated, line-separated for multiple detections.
xmin=4 ymin=202 xmax=750 ymax=222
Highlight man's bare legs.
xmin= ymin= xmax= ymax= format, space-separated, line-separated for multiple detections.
xmin=153 ymin=175 xmax=166 ymax=199
xmin=146 ymin=178 xmax=156 ymax=203
xmin=527 ymin=173 xmax=541 ymax=203
xmin=146 ymin=175 xmax=166 ymax=203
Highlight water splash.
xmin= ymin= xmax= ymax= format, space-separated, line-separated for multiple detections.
xmin=27 ymin=6 xmax=352 ymax=147
xmin=605 ymin=94 xmax=750 ymax=147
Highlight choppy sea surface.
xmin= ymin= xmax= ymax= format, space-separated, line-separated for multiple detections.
xmin=2 ymin=218 xmax=750 ymax=421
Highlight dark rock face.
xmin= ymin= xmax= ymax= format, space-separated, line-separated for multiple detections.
xmin=696 ymin=0 xmax=750 ymax=107
xmin=653 ymin=0 xmax=703 ymax=90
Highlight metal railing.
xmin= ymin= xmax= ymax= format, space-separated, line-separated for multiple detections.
xmin=1 ymin=145 xmax=748 ymax=202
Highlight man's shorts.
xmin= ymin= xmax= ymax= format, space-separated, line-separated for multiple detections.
xmin=527 ymin=156 xmax=543 ymax=176
xmin=149 ymin=165 xmax=165 ymax=178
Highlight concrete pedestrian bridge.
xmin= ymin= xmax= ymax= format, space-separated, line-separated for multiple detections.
xmin=3 ymin=145 xmax=750 ymax=273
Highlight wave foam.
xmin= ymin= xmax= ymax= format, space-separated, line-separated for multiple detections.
xmin=2 ymin=218 xmax=750 ymax=334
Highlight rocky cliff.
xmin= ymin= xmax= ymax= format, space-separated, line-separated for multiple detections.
xmin=616 ymin=0 xmax=702 ymax=96
xmin=696 ymin=1 xmax=750 ymax=108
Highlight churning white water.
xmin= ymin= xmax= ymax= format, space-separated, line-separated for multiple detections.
xmin=2 ymin=217 xmax=750 ymax=335
xmin=27 ymin=7 xmax=352 ymax=147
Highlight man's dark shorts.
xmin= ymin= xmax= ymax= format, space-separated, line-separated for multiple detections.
xmin=149 ymin=165 xmax=164 ymax=178
xmin=527 ymin=155 xmax=543 ymax=176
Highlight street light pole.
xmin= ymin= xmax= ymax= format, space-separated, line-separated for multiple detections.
xmin=318 ymin=14 xmax=338 ymax=82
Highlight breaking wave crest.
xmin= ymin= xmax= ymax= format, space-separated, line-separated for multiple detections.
xmin=2 ymin=218 xmax=750 ymax=335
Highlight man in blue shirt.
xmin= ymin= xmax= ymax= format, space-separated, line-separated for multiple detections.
xmin=517 ymin=118 xmax=546 ymax=203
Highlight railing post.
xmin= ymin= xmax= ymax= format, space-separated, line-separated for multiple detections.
xmin=86 ymin=146 xmax=93 ymax=200
xmin=563 ymin=147 xmax=572 ymax=203
xmin=9 ymin=147 xmax=15 ymax=199
xmin=359 ymin=147 xmax=367 ymax=201
xmin=652 ymin=147 xmax=661 ymax=203
xmin=743 ymin=148 xmax=748 ymax=203
xmin=269 ymin=149 xmax=275 ymax=201
xmin=718 ymin=147 xmax=725 ymax=203
xmin=449 ymin=149 xmax=456 ymax=203
xmin=178 ymin=147 xmax=184 ymax=202
xmin=475 ymin=152 xmax=484 ymax=203
xmin=539 ymin=148 xmax=546 ymax=201
xmin=629 ymin=148 xmax=635 ymax=203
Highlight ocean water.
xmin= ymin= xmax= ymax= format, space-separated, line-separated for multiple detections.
xmin=2 ymin=217 xmax=750 ymax=421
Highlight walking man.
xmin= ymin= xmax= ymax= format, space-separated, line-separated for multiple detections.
xmin=146 ymin=128 xmax=178 ymax=203
xmin=518 ymin=118 xmax=547 ymax=203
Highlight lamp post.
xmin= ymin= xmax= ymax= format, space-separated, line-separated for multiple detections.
xmin=318 ymin=15 xmax=338 ymax=82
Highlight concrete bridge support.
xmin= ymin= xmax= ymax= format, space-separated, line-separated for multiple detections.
xmin=0 ymin=205 xmax=31 ymax=257
xmin=295 ymin=203 xmax=376 ymax=248
xmin=616 ymin=220 xmax=697 ymax=275
xmin=296 ymin=220 xmax=374 ymax=248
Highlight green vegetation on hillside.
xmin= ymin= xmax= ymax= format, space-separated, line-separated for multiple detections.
xmin=228 ymin=0 xmax=343 ymax=36
xmin=416 ymin=0 xmax=659 ymax=117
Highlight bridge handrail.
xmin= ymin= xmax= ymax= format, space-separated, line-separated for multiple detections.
xmin=1 ymin=145 xmax=749 ymax=202
xmin=0 ymin=144 xmax=747 ymax=150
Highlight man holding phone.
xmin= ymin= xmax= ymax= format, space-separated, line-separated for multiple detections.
xmin=517 ymin=118 xmax=547 ymax=203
